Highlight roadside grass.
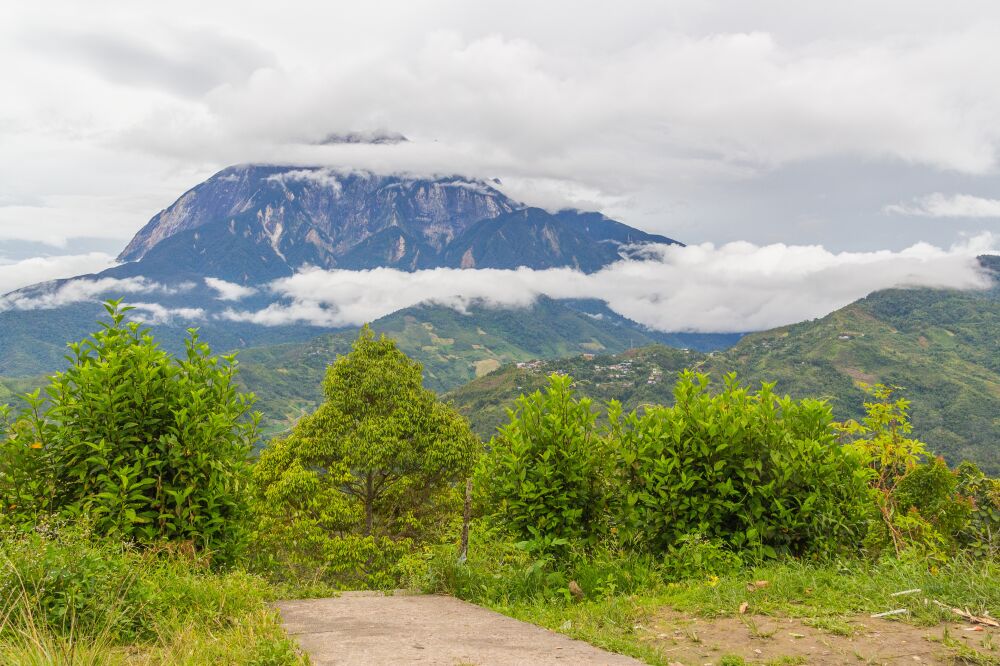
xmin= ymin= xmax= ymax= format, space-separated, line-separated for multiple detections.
xmin=427 ymin=546 xmax=1000 ymax=665
xmin=0 ymin=528 xmax=306 ymax=665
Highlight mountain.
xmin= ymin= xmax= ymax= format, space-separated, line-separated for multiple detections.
xmin=116 ymin=165 xmax=678 ymax=279
xmin=0 ymin=165 xmax=683 ymax=378
xmin=445 ymin=256 xmax=1000 ymax=474
xmin=441 ymin=208 xmax=676 ymax=272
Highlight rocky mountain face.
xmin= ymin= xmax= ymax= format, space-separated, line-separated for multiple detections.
xmin=115 ymin=165 xmax=678 ymax=281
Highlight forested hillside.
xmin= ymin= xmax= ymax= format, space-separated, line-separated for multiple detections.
xmin=447 ymin=256 xmax=1000 ymax=473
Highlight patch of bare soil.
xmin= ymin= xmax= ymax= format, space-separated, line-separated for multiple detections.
xmin=637 ymin=609 xmax=998 ymax=665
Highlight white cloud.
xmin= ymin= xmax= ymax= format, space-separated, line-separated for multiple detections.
xmin=0 ymin=252 xmax=116 ymax=295
xmin=128 ymin=302 xmax=206 ymax=325
xmin=4 ymin=2 xmax=1000 ymax=252
xmin=0 ymin=276 xmax=193 ymax=311
xmin=221 ymin=234 xmax=998 ymax=333
xmin=265 ymin=168 xmax=342 ymax=193
xmin=885 ymin=193 xmax=1000 ymax=218
xmin=204 ymin=276 xmax=257 ymax=300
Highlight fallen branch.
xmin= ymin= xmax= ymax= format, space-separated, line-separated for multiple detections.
xmin=932 ymin=600 xmax=1000 ymax=628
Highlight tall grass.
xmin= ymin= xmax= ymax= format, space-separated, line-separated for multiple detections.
xmin=0 ymin=526 xmax=305 ymax=665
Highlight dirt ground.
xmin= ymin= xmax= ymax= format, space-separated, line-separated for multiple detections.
xmin=639 ymin=608 xmax=998 ymax=665
xmin=276 ymin=592 xmax=645 ymax=665
xmin=277 ymin=593 xmax=998 ymax=665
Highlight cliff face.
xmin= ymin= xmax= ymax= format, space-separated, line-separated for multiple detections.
xmin=115 ymin=165 xmax=678 ymax=282
xmin=118 ymin=166 xmax=518 ymax=271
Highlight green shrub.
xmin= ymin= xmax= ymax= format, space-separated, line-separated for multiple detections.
xmin=477 ymin=374 xmax=612 ymax=557
xmin=614 ymin=372 xmax=869 ymax=558
xmin=0 ymin=302 xmax=258 ymax=561
xmin=894 ymin=457 xmax=972 ymax=553
xmin=251 ymin=327 xmax=478 ymax=589
xmin=660 ymin=533 xmax=744 ymax=581
xmin=956 ymin=462 xmax=1000 ymax=557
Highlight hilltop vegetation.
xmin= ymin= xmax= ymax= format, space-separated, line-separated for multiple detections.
xmin=235 ymin=297 xmax=666 ymax=434
xmin=2 ymin=303 xmax=998 ymax=665
xmin=448 ymin=261 xmax=1000 ymax=474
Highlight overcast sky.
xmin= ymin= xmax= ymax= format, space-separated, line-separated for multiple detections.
xmin=2 ymin=1 xmax=1000 ymax=284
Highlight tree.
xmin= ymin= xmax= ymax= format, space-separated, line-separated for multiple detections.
xmin=836 ymin=384 xmax=929 ymax=555
xmin=0 ymin=301 xmax=257 ymax=561
xmin=252 ymin=327 xmax=478 ymax=586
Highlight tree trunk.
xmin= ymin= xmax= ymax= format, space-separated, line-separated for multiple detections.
xmin=458 ymin=477 xmax=472 ymax=563
xmin=365 ymin=473 xmax=374 ymax=536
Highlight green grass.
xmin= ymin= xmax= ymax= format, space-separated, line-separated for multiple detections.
xmin=425 ymin=541 xmax=1000 ymax=666
xmin=0 ymin=528 xmax=306 ymax=665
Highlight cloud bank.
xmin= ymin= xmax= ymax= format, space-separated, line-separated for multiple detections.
xmin=223 ymin=234 xmax=998 ymax=333
xmin=0 ymin=276 xmax=193 ymax=311
xmin=4 ymin=2 xmax=1000 ymax=252
xmin=0 ymin=252 xmax=116 ymax=295
xmin=885 ymin=193 xmax=1000 ymax=218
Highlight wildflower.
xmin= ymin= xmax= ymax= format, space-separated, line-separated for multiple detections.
xmin=707 ymin=574 xmax=720 ymax=587
xmin=30 ymin=442 xmax=43 ymax=449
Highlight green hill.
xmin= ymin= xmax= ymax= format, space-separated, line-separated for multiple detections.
xmin=446 ymin=257 xmax=1000 ymax=474
xmin=234 ymin=296 xmax=663 ymax=435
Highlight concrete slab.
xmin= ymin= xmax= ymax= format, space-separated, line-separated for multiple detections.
xmin=276 ymin=592 xmax=645 ymax=666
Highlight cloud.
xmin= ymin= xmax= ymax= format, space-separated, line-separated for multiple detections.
xmin=33 ymin=26 xmax=276 ymax=97
xmin=5 ymin=2 xmax=1000 ymax=252
xmin=0 ymin=252 xmax=116 ymax=295
xmin=222 ymin=233 xmax=998 ymax=333
xmin=128 ymin=302 xmax=206 ymax=325
xmin=885 ymin=193 xmax=1000 ymax=218
xmin=0 ymin=276 xmax=193 ymax=311
xmin=204 ymin=276 xmax=257 ymax=301
xmin=265 ymin=168 xmax=342 ymax=193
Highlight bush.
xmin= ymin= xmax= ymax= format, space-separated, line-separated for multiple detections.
xmin=956 ymin=462 xmax=1000 ymax=557
xmin=477 ymin=374 xmax=612 ymax=557
xmin=614 ymin=372 xmax=869 ymax=558
xmin=252 ymin=327 xmax=478 ymax=589
xmin=0 ymin=302 xmax=258 ymax=561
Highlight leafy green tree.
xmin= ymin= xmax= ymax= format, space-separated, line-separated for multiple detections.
xmin=836 ymin=384 xmax=931 ymax=555
xmin=252 ymin=327 xmax=478 ymax=587
xmin=613 ymin=372 xmax=869 ymax=559
xmin=477 ymin=374 xmax=612 ymax=557
xmin=0 ymin=301 xmax=257 ymax=561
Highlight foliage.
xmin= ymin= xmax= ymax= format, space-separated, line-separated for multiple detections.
xmin=477 ymin=374 xmax=612 ymax=557
xmin=0 ymin=301 xmax=258 ymax=560
xmin=0 ymin=525 xmax=304 ymax=664
xmin=836 ymin=384 xmax=981 ymax=559
xmin=658 ymin=533 xmax=744 ymax=581
xmin=614 ymin=372 xmax=870 ymax=559
xmin=0 ymin=302 xmax=255 ymax=557
xmin=956 ymin=462 xmax=1000 ymax=557
xmin=252 ymin=327 xmax=478 ymax=588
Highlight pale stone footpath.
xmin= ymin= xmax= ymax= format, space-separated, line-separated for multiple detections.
xmin=276 ymin=592 xmax=645 ymax=665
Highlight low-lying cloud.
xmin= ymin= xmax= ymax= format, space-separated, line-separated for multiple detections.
xmin=204 ymin=277 xmax=257 ymax=301
xmin=222 ymin=234 xmax=998 ymax=333
xmin=0 ymin=276 xmax=193 ymax=311
xmin=0 ymin=252 xmax=116 ymax=295
xmin=885 ymin=193 xmax=1000 ymax=218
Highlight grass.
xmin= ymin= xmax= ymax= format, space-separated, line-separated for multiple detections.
xmin=0 ymin=528 xmax=307 ymax=665
xmin=426 ymin=543 xmax=1000 ymax=666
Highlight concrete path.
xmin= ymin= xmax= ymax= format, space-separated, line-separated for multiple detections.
xmin=276 ymin=592 xmax=645 ymax=665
